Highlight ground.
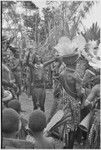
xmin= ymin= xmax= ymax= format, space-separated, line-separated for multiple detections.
xmin=19 ymin=89 xmax=85 ymax=149
xmin=19 ymin=89 xmax=54 ymax=120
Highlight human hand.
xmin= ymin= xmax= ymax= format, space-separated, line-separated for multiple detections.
xmin=84 ymin=99 xmax=91 ymax=107
xmin=84 ymin=99 xmax=93 ymax=110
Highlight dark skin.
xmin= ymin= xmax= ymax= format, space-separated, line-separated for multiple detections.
xmin=26 ymin=51 xmax=58 ymax=111
xmin=10 ymin=60 xmax=22 ymax=97
xmin=2 ymin=80 xmax=16 ymax=90
xmin=48 ymin=54 xmax=90 ymax=148
xmin=47 ymin=54 xmax=80 ymax=124
xmin=2 ymin=36 xmax=15 ymax=52
xmin=26 ymin=51 xmax=56 ymax=68
xmin=53 ymin=54 xmax=84 ymax=98
xmin=26 ymin=51 xmax=57 ymax=86
xmin=84 ymin=84 xmax=100 ymax=107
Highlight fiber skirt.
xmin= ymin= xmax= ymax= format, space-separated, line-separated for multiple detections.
xmin=57 ymin=91 xmax=80 ymax=131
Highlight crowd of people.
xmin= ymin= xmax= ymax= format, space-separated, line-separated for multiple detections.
xmin=2 ymin=32 xmax=100 ymax=149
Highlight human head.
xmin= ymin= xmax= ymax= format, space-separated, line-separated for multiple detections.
xmin=28 ymin=110 xmax=46 ymax=134
xmin=7 ymin=100 xmax=22 ymax=114
xmin=2 ymin=108 xmax=20 ymax=134
xmin=54 ymin=36 xmax=79 ymax=66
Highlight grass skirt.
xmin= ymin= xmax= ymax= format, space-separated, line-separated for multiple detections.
xmin=57 ymin=91 xmax=80 ymax=131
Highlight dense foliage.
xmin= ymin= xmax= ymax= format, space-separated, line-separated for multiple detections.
xmin=2 ymin=1 xmax=95 ymax=62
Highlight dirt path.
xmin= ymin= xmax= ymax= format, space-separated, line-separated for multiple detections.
xmin=19 ymin=90 xmax=64 ymax=148
xmin=19 ymin=90 xmax=84 ymax=149
xmin=19 ymin=89 xmax=54 ymax=120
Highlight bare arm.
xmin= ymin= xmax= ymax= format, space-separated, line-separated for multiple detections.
xmin=43 ymin=55 xmax=63 ymax=68
xmin=74 ymin=56 xmax=88 ymax=97
xmin=86 ymin=84 xmax=100 ymax=102
xmin=47 ymin=98 xmax=58 ymax=123
xmin=26 ymin=52 xmax=33 ymax=68
xmin=76 ymin=81 xmax=82 ymax=97
xmin=43 ymin=58 xmax=56 ymax=68
xmin=84 ymin=84 xmax=100 ymax=107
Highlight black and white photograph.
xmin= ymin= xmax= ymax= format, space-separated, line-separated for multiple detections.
xmin=1 ymin=0 xmax=101 ymax=149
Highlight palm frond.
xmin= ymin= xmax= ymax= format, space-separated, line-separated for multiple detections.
xmin=81 ymin=23 xmax=100 ymax=43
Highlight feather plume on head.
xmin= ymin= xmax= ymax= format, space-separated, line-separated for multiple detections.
xmin=73 ymin=34 xmax=86 ymax=56
xmin=96 ymin=43 xmax=101 ymax=60
xmin=86 ymin=40 xmax=98 ymax=57
xmin=88 ymin=43 xmax=101 ymax=70
xmin=54 ymin=33 xmax=101 ymax=70
xmin=54 ymin=34 xmax=87 ymax=57
xmin=79 ymin=23 xmax=100 ymax=69
xmin=81 ymin=40 xmax=101 ymax=69
xmin=54 ymin=36 xmax=78 ymax=57
xmin=54 ymin=36 xmax=74 ymax=56
xmin=76 ymin=35 xmax=101 ymax=70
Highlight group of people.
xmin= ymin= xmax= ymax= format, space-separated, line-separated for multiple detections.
xmin=2 ymin=100 xmax=56 ymax=148
xmin=2 ymin=34 xmax=100 ymax=149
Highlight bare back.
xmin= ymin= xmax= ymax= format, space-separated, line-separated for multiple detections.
xmin=34 ymin=136 xmax=55 ymax=149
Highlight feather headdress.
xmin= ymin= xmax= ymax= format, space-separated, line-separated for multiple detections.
xmin=54 ymin=34 xmax=86 ymax=57
xmin=88 ymin=43 xmax=101 ymax=69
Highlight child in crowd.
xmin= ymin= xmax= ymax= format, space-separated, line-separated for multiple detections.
xmin=7 ymin=100 xmax=28 ymax=140
xmin=2 ymin=108 xmax=34 ymax=149
xmin=28 ymin=109 xmax=56 ymax=149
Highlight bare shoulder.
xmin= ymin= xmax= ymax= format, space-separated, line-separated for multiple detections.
xmin=3 ymin=137 xmax=35 ymax=149
xmin=92 ymin=84 xmax=100 ymax=92
xmin=91 ymin=84 xmax=100 ymax=97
